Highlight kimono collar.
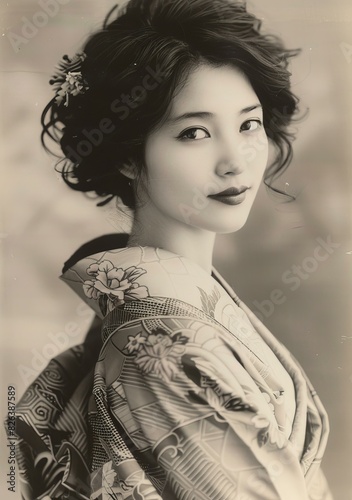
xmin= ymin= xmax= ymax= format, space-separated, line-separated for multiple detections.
xmin=60 ymin=236 xmax=232 ymax=321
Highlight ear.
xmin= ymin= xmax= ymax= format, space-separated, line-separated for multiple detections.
xmin=119 ymin=161 xmax=138 ymax=180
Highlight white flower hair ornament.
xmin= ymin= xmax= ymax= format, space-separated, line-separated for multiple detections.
xmin=49 ymin=52 xmax=89 ymax=107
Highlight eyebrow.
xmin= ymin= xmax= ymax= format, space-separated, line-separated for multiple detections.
xmin=167 ymin=104 xmax=262 ymax=124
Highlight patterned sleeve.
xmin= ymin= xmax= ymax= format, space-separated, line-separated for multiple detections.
xmin=91 ymin=316 xmax=312 ymax=500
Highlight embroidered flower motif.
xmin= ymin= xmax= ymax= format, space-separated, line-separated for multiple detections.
xmin=125 ymin=333 xmax=147 ymax=354
xmin=252 ymin=414 xmax=270 ymax=429
xmin=252 ymin=414 xmax=287 ymax=449
xmin=261 ymin=391 xmax=275 ymax=413
xmin=102 ymin=461 xmax=117 ymax=493
xmin=133 ymin=328 xmax=185 ymax=381
xmin=197 ymin=286 xmax=221 ymax=318
xmin=49 ymin=52 xmax=89 ymax=107
xmin=83 ymin=260 xmax=149 ymax=313
xmin=224 ymin=395 xmax=256 ymax=413
xmin=202 ymin=389 xmax=234 ymax=414
xmin=190 ymin=386 xmax=256 ymax=416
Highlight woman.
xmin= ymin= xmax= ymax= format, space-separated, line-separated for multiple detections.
xmin=14 ymin=0 xmax=332 ymax=498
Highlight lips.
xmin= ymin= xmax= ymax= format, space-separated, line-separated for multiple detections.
xmin=209 ymin=186 xmax=249 ymax=197
xmin=208 ymin=186 xmax=249 ymax=206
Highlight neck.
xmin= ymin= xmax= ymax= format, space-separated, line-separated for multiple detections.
xmin=127 ymin=207 xmax=216 ymax=274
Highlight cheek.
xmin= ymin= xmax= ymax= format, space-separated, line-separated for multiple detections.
xmin=245 ymin=134 xmax=269 ymax=178
xmin=143 ymin=141 xmax=200 ymax=207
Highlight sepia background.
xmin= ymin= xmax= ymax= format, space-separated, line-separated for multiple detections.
xmin=1 ymin=0 xmax=351 ymax=498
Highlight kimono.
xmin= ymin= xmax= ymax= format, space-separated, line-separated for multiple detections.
xmin=13 ymin=233 xmax=333 ymax=500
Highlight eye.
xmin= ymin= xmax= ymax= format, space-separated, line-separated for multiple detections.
xmin=240 ymin=119 xmax=263 ymax=133
xmin=177 ymin=128 xmax=210 ymax=141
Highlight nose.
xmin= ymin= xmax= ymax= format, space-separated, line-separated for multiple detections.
xmin=215 ymin=138 xmax=246 ymax=177
xmin=216 ymin=159 xmax=244 ymax=176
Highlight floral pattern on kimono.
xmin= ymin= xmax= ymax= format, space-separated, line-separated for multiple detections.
xmin=12 ymin=235 xmax=333 ymax=500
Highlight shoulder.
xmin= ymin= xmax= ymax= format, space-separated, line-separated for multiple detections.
xmin=62 ymin=243 xmax=227 ymax=318
xmin=61 ymin=233 xmax=129 ymax=273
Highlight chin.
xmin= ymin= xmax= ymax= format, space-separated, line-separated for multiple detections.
xmin=215 ymin=221 xmax=248 ymax=234
xmin=193 ymin=214 xmax=250 ymax=234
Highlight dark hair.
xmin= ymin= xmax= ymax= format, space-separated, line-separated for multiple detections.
xmin=41 ymin=0 xmax=302 ymax=208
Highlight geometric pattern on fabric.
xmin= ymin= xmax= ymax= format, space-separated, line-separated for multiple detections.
xmin=11 ymin=242 xmax=333 ymax=499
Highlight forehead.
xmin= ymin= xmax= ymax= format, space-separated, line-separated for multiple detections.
xmin=170 ymin=64 xmax=259 ymax=114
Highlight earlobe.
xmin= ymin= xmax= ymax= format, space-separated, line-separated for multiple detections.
xmin=119 ymin=162 xmax=138 ymax=180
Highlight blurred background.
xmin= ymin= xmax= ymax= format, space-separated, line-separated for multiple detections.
xmin=1 ymin=0 xmax=351 ymax=498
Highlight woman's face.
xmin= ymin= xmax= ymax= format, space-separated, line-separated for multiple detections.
xmin=137 ymin=63 xmax=269 ymax=234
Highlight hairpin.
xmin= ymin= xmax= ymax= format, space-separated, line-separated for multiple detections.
xmin=49 ymin=52 xmax=89 ymax=107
